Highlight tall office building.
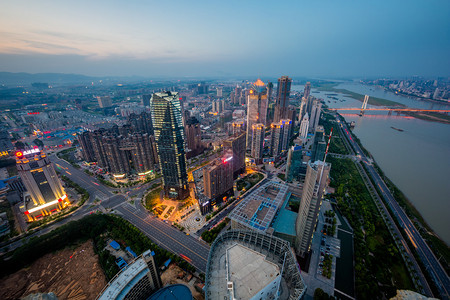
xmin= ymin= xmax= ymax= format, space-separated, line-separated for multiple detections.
xmin=246 ymin=79 xmax=268 ymax=147
xmin=312 ymin=126 xmax=327 ymax=162
xmin=151 ymin=92 xmax=189 ymax=200
xmin=303 ymin=82 xmax=311 ymax=99
xmin=97 ymin=96 xmax=112 ymax=108
xmin=295 ymin=160 xmax=331 ymax=257
xmin=97 ymin=249 xmax=162 ymax=300
xmin=251 ymin=123 xmax=265 ymax=161
xmin=308 ymin=99 xmax=322 ymax=133
xmin=270 ymin=119 xmax=291 ymax=157
xmin=222 ymin=131 xmax=246 ymax=178
xmin=185 ymin=116 xmax=203 ymax=159
xmin=286 ymin=145 xmax=304 ymax=182
xmin=142 ymin=94 xmax=151 ymax=107
xmin=274 ymin=76 xmax=292 ymax=122
xmin=299 ymin=113 xmax=309 ymax=140
xmin=203 ymin=156 xmax=233 ymax=201
xmin=16 ymin=148 xmax=69 ymax=221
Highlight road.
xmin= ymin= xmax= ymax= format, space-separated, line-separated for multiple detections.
xmin=1 ymin=153 xmax=211 ymax=273
xmin=337 ymin=115 xmax=450 ymax=299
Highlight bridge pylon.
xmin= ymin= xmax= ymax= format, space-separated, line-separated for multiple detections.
xmin=359 ymin=95 xmax=369 ymax=116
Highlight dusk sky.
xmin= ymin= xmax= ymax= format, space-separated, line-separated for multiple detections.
xmin=0 ymin=0 xmax=449 ymax=78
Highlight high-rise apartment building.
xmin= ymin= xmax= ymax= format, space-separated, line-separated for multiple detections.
xmin=295 ymin=160 xmax=331 ymax=257
xmin=270 ymin=119 xmax=291 ymax=157
xmin=203 ymin=156 xmax=233 ymax=202
xmin=222 ymin=131 xmax=246 ymax=178
xmin=251 ymin=123 xmax=265 ymax=161
xmin=185 ymin=116 xmax=203 ymax=159
xmin=246 ymin=79 xmax=268 ymax=147
xmin=308 ymin=99 xmax=322 ymax=133
xmin=78 ymin=131 xmax=96 ymax=162
xmin=300 ymin=113 xmax=309 ymax=140
xmin=102 ymin=136 xmax=131 ymax=177
xmin=127 ymin=112 xmax=153 ymax=136
xmin=151 ymin=92 xmax=189 ymax=200
xmin=274 ymin=76 xmax=292 ymax=122
xmin=16 ymin=148 xmax=69 ymax=221
xmin=303 ymin=82 xmax=311 ymax=99
xmin=312 ymin=126 xmax=327 ymax=162
xmin=97 ymin=96 xmax=112 ymax=108
xmin=129 ymin=134 xmax=157 ymax=176
xmin=216 ymin=87 xmax=223 ymax=97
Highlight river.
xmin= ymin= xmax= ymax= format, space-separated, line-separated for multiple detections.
xmin=292 ymin=82 xmax=450 ymax=245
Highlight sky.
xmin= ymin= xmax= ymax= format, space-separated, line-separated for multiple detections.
xmin=0 ymin=0 xmax=449 ymax=78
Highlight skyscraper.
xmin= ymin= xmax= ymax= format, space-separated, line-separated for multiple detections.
xmin=270 ymin=119 xmax=291 ymax=157
xmin=295 ymin=160 xmax=330 ymax=257
xmin=127 ymin=112 xmax=154 ymax=136
xmin=251 ymin=123 xmax=265 ymax=161
xmin=151 ymin=92 xmax=189 ymax=200
xmin=299 ymin=113 xmax=309 ymax=140
xmin=246 ymin=79 xmax=268 ymax=147
xmin=16 ymin=148 xmax=69 ymax=221
xmin=185 ymin=116 xmax=203 ymax=159
xmin=274 ymin=76 xmax=292 ymax=122
xmin=222 ymin=131 xmax=246 ymax=178
xmin=303 ymin=82 xmax=311 ymax=100
xmin=203 ymin=156 xmax=233 ymax=202
xmin=308 ymin=99 xmax=322 ymax=133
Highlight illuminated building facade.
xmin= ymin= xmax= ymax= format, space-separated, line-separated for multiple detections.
xmin=246 ymin=79 xmax=268 ymax=147
xmin=151 ymin=91 xmax=189 ymax=200
xmin=270 ymin=119 xmax=291 ymax=157
xmin=16 ymin=148 xmax=69 ymax=221
xmin=203 ymin=156 xmax=233 ymax=204
xmin=251 ymin=123 xmax=265 ymax=162
xmin=222 ymin=131 xmax=246 ymax=178
xmin=97 ymin=249 xmax=162 ymax=300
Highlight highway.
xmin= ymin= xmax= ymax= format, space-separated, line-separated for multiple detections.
xmin=52 ymin=154 xmax=211 ymax=272
xmin=1 ymin=153 xmax=211 ymax=273
xmin=337 ymin=115 xmax=450 ymax=299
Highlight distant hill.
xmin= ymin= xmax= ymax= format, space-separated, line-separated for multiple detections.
xmin=0 ymin=72 xmax=96 ymax=85
xmin=0 ymin=72 xmax=151 ymax=86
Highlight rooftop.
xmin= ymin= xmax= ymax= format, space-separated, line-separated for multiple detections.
xmin=229 ymin=181 xmax=289 ymax=233
xmin=271 ymin=193 xmax=298 ymax=237
xmin=227 ymin=244 xmax=280 ymax=299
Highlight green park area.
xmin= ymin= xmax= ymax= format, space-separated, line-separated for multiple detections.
xmin=326 ymin=156 xmax=414 ymax=299
xmin=236 ymin=172 xmax=264 ymax=192
xmin=144 ymin=186 xmax=162 ymax=210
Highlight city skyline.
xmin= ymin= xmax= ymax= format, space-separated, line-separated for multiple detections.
xmin=0 ymin=1 xmax=449 ymax=77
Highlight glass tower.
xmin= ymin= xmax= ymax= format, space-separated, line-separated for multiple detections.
xmin=150 ymin=92 xmax=189 ymax=200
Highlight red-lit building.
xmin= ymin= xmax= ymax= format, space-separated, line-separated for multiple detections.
xmin=15 ymin=148 xmax=70 ymax=221
xmin=203 ymin=155 xmax=233 ymax=207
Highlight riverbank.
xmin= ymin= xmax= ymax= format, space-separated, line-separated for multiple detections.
xmin=315 ymin=82 xmax=405 ymax=107
xmin=402 ymin=111 xmax=450 ymax=125
xmin=336 ymin=113 xmax=450 ymax=275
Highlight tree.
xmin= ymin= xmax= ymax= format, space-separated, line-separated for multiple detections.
xmin=314 ymin=288 xmax=331 ymax=300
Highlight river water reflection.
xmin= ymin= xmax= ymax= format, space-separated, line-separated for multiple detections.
xmin=292 ymin=82 xmax=450 ymax=245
